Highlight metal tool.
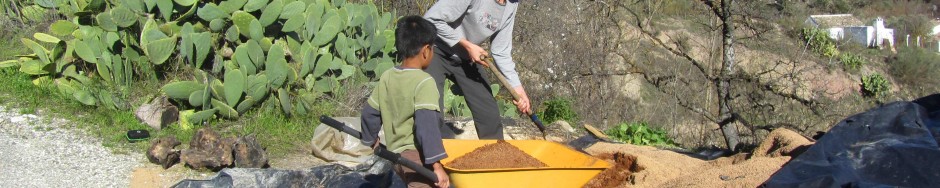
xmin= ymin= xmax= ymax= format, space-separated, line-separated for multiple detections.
xmin=481 ymin=57 xmax=548 ymax=139
xmin=318 ymin=116 xmax=443 ymax=183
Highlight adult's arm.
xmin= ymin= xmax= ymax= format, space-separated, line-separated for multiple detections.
xmin=490 ymin=13 xmax=520 ymax=87
xmin=491 ymin=14 xmax=531 ymax=113
xmin=423 ymin=0 xmax=473 ymax=47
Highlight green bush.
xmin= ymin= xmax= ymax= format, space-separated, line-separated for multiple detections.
xmin=539 ymin=98 xmax=578 ymax=123
xmin=801 ymin=28 xmax=839 ymax=58
xmin=2 ymin=0 xmax=399 ymax=122
xmin=605 ymin=122 xmax=676 ymax=147
xmin=861 ymin=73 xmax=890 ymax=97
xmin=442 ymin=80 xmax=471 ymax=118
xmin=888 ymin=47 xmax=940 ymax=93
xmin=839 ymin=53 xmax=865 ymax=71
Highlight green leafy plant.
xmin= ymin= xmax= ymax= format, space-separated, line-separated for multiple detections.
xmin=802 ymin=28 xmax=839 ymax=58
xmin=861 ymin=73 xmax=890 ymax=97
xmin=4 ymin=0 xmax=400 ymax=122
xmin=888 ymin=47 xmax=940 ymax=93
xmin=605 ymin=122 xmax=676 ymax=147
xmin=442 ymin=80 xmax=471 ymax=118
xmin=488 ymin=84 xmax=518 ymax=117
xmin=839 ymin=53 xmax=865 ymax=71
xmin=539 ymin=98 xmax=578 ymax=123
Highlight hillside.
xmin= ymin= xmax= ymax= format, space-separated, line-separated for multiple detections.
xmin=0 ymin=0 xmax=936 ymax=155
xmin=376 ymin=0 xmax=940 ymax=150
xmin=0 ymin=0 xmax=938 ymax=187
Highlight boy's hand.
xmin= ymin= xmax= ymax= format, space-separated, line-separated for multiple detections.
xmin=432 ymin=162 xmax=450 ymax=188
xmin=371 ymin=138 xmax=381 ymax=150
xmin=459 ymin=39 xmax=488 ymax=66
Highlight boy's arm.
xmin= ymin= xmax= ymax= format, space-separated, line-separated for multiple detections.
xmin=360 ymin=103 xmax=382 ymax=146
xmin=414 ymin=109 xmax=447 ymax=164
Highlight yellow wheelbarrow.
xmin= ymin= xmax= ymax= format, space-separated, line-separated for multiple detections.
xmin=441 ymin=139 xmax=610 ymax=187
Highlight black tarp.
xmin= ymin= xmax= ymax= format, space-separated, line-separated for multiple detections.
xmin=172 ymin=155 xmax=406 ymax=188
xmin=764 ymin=94 xmax=940 ymax=188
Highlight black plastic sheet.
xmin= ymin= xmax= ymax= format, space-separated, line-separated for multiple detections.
xmin=764 ymin=94 xmax=940 ymax=188
xmin=173 ymin=155 xmax=405 ymax=188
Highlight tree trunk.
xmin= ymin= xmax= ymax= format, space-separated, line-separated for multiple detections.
xmin=717 ymin=0 xmax=740 ymax=151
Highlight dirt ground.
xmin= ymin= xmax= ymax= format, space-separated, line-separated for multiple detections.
xmin=128 ymin=126 xmax=811 ymax=188
xmin=584 ymin=128 xmax=813 ymax=188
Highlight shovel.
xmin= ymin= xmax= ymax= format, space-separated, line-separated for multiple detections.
xmin=318 ymin=115 xmax=445 ymax=185
xmin=481 ymin=57 xmax=548 ymax=139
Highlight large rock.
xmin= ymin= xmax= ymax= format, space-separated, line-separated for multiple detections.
xmin=234 ymin=136 xmax=269 ymax=168
xmin=147 ymin=137 xmax=181 ymax=169
xmin=181 ymin=128 xmax=233 ymax=170
xmin=552 ymin=120 xmax=577 ymax=133
xmin=219 ymin=137 xmax=237 ymax=167
xmin=190 ymin=128 xmax=222 ymax=150
xmin=181 ymin=149 xmax=223 ymax=170
xmin=135 ymin=96 xmax=179 ymax=130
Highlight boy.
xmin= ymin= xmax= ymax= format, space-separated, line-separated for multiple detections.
xmin=360 ymin=16 xmax=450 ymax=188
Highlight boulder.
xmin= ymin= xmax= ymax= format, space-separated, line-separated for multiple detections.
xmin=147 ymin=137 xmax=181 ymax=169
xmin=180 ymin=128 xmax=233 ymax=170
xmin=220 ymin=137 xmax=237 ymax=166
xmin=181 ymin=149 xmax=223 ymax=170
xmin=163 ymin=150 xmax=181 ymax=169
xmin=552 ymin=120 xmax=577 ymax=133
xmin=234 ymin=135 xmax=269 ymax=168
xmin=190 ymin=128 xmax=221 ymax=150
xmin=135 ymin=96 xmax=179 ymax=130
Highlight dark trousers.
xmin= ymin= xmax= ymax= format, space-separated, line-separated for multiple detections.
xmin=426 ymin=47 xmax=504 ymax=139
xmin=395 ymin=150 xmax=436 ymax=188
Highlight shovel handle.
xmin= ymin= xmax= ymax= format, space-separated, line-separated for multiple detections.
xmin=483 ymin=58 xmax=524 ymax=103
xmin=482 ymin=58 xmax=548 ymax=134
xmin=318 ymin=116 xmax=441 ymax=183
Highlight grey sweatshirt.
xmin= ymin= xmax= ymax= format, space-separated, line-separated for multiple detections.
xmin=424 ymin=0 xmax=522 ymax=87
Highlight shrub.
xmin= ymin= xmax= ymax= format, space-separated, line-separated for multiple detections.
xmin=861 ymin=73 xmax=890 ymax=97
xmin=539 ymin=98 xmax=578 ymax=124
xmin=839 ymin=53 xmax=866 ymax=71
xmin=888 ymin=47 xmax=940 ymax=92
xmin=605 ymin=122 xmax=676 ymax=147
xmin=3 ymin=0 xmax=400 ymax=121
xmin=443 ymin=80 xmax=471 ymax=118
xmin=802 ymin=28 xmax=839 ymax=58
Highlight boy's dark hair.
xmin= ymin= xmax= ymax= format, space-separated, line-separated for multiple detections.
xmin=395 ymin=15 xmax=437 ymax=59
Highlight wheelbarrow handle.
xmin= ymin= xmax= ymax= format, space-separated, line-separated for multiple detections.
xmin=318 ymin=116 xmax=441 ymax=183
xmin=318 ymin=115 xmax=363 ymax=139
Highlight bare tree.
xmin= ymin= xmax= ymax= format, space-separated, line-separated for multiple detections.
xmin=701 ymin=0 xmax=741 ymax=151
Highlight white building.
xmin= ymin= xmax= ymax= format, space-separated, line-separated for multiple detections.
xmin=805 ymin=14 xmax=895 ymax=49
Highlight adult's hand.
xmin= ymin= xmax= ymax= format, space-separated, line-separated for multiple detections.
xmin=458 ymin=39 xmax=488 ymax=66
xmin=512 ymin=86 xmax=531 ymax=115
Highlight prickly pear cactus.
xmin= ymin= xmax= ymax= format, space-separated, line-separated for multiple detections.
xmin=4 ymin=0 xmax=399 ymax=121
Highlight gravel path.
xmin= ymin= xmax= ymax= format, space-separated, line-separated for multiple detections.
xmin=0 ymin=107 xmax=141 ymax=187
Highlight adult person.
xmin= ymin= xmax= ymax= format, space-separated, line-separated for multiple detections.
xmin=424 ymin=0 xmax=529 ymax=139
